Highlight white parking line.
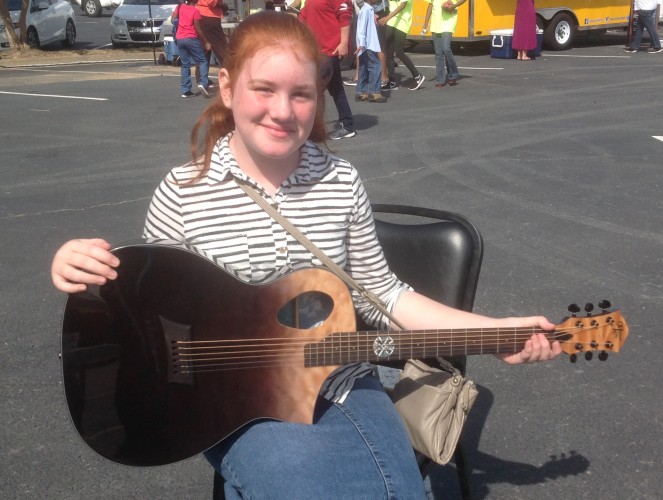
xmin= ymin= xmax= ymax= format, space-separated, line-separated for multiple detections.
xmin=652 ymin=136 xmax=663 ymax=142
xmin=0 ymin=91 xmax=108 ymax=101
xmin=417 ymin=64 xmax=504 ymax=70
xmin=543 ymin=54 xmax=630 ymax=58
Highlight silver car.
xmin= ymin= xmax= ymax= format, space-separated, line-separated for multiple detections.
xmin=110 ymin=0 xmax=179 ymax=48
xmin=0 ymin=0 xmax=76 ymax=50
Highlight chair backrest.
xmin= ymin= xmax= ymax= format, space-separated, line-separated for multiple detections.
xmin=370 ymin=204 xmax=483 ymax=314
xmin=369 ymin=204 xmax=483 ymax=375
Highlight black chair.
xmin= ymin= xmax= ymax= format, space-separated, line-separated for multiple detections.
xmin=213 ymin=204 xmax=483 ymax=500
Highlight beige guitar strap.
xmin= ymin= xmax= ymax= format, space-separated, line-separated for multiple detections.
xmin=233 ymin=176 xmax=406 ymax=330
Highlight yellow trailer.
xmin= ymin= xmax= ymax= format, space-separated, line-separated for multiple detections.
xmin=407 ymin=0 xmax=631 ymax=50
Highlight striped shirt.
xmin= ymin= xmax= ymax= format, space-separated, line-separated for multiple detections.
xmin=142 ymin=134 xmax=410 ymax=402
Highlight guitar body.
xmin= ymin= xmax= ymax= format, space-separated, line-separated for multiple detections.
xmin=61 ymin=244 xmax=356 ymax=466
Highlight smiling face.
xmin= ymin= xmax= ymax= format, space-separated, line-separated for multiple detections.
xmin=219 ymin=45 xmax=318 ymax=178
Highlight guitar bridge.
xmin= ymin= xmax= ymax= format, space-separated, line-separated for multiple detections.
xmin=160 ymin=316 xmax=195 ymax=385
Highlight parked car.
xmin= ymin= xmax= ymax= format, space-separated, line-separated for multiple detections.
xmin=71 ymin=0 xmax=123 ymax=18
xmin=0 ymin=0 xmax=76 ymax=51
xmin=110 ymin=0 xmax=178 ymax=48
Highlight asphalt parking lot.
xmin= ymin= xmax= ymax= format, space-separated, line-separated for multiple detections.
xmin=1 ymin=31 xmax=662 ymax=499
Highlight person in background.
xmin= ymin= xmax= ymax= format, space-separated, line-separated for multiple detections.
xmin=373 ymin=0 xmax=390 ymax=87
xmin=173 ymin=0 xmax=213 ymax=98
xmin=379 ymin=0 xmax=426 ymax=90
xmin=196 ymin=0 xmax=229 ymax=70
xmin=51 ymin=12 xmax=561 ymax=498
xmin=355 ymin=0 xmax=386 ymax=102
xmin=512 ymin=0 xmax=537 ymax=60
xmin=624 ymin=0 xmax=662 ymax=53
xmin=344 ymin=0 xmax=390 ymax=87
xmin=422 ymin=0 xmax=467 ymax=87
xmin=300 ymin=0 xmax=357 ymax=139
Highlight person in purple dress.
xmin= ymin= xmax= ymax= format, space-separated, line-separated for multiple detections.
xmin=512 ymin=0 xmax=537 ymax=60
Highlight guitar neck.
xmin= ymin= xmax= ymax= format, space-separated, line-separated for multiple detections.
xmin=304 ymin=327 xmax=549 ymax=366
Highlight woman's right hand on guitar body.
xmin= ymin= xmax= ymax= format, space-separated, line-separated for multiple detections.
xmin=51 ymin=238 xmax=120 ymax=293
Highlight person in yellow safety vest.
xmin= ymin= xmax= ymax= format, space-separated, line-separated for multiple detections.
xmin=421 ymin=0 xmax=467 ymax=87
xmin=378 ymin=0 xmax=426 ymax=90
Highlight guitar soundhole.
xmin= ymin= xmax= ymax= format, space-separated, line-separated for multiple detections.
xmin=277 ymin=291 xmax=334 ymax=329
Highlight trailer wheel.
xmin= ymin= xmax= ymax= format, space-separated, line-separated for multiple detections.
xmin=544 ymin=13 xmax=575 ymax=50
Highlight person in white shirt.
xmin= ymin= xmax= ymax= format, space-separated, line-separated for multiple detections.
xmin=625 ymin=0 xmax=662 ymax=53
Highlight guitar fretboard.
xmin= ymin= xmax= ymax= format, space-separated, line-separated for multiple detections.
xmin=304 ymin=327 xmax=552 ymax=366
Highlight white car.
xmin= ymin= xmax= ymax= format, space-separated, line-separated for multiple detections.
xmin=71 ymin=0 xmax=123 ymax=18
xmin=0 ymin=0 xmax=76 ymax=51
xmin=110 ymin=0 xmax=178 ymax=47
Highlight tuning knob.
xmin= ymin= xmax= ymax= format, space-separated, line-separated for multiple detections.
xmin=570 ymin=354 xmax=577 ymax=363
xmin=598 ymin=299 xmax=611 ymax=311
xmin=584 ymin=303 xmax=594 ymax=316
xmin=585 ymin=352 xmax=593 ymax=361
xmin=568 ymin=304 xmax=580 ymax=317
xmin=598 ymin=351 xmax=609 ymax=361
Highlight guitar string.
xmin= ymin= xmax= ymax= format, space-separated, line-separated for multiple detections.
xmin=172 ymin=324 xmax=595 ymax=348
xmin=172 ymin=324 xmax=607 ymax=351
xmin=172 ymin=326 xmax=608 ymax=356
xmin=171 ymin=326 xmax=618 ymax=371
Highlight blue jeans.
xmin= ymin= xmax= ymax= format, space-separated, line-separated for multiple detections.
xmin=357 ymin=49 xmax=382 ymax=94
xmin=432 ymin=32 xmax=459 ymax=83
xmin=321 ymin=55 xmax=354 ymax=131
xmin=204 ymin=375 xmax=426 ymax=499
xmin=177 ymin=37 xmax=209 ymax=93
xmin=631 ymin=10 xmax=661 ymax=50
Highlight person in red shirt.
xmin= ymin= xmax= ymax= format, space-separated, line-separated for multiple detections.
xmin=173 ymin=0 xmax=214 ymax=98
xmin=300 ymin=0 xmax=356 ymax=139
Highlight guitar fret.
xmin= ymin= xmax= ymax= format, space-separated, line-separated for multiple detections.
xmin=480 ymin=327 xmax=483 ymax=355
xmin=513 ymin=327 xmax=516 ymax=353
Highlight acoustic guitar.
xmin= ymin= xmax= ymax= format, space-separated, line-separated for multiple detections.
xmin=60 ymin=244 xmax=629 ymax=466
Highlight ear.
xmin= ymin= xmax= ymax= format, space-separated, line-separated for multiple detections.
xmin=218 ymin=68 xmax=233 ymax=109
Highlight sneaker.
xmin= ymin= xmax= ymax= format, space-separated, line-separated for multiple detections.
xmin=343 ymin=78 xmax=358 ymax=86
xmin=382 ymin=80 xmax=399 ymax=90
xmin=623 ymin=47 xmax=638 ymax=53
xmin=368 ymin=93 xmax=387 ymax=103
xmin=329 ymin=124 xmax=356 ymax=140
xmin=198 ymin=83 xmax=212 ymax=98
xmin=181 ymin=91 xmax=195 ymax=98
xmin=649 ymin=47 xmax=663 ymax=53
xmin=355 ymin=93 xmax=369 ymax=102
xmin=409 ymin=74 xmax=425 ymax=90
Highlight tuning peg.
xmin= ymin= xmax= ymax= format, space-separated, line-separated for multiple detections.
xmin=584 ymin=303 xmax=594 ymax=316
xmin=585 ymin=352 xmax=593 ymax=361
xmin=569 ymin=353 xmax=577 ymax=363
xmin=598 ymin=351 xmax=609 ymax=361
xmin=568 ymin=304 xmax=580 ymax=317
xmin=598 ymin=299 xmax=611 ymax=312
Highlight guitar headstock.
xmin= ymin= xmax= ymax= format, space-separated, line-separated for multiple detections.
xmin=554 ymin=301 xmax=629 ymax=362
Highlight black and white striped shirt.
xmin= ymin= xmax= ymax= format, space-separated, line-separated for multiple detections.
xmin=142 ymin=134 xmax=410 ymax=402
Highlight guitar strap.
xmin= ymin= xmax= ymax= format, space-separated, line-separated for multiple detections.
xmin=233 ymin=176 xmax=407 ymax=330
